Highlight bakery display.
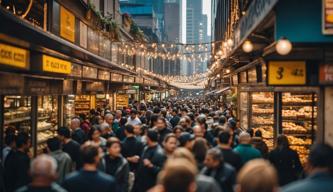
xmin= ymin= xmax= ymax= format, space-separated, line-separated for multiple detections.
xmin=75 ymin=95 xmax=91 ymax=115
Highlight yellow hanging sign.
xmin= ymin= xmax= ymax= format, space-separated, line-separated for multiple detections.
xmin=0 ymin=43 xmax=29 ymax=69
xmin=42 ymin=55 xmax=72 ymax=74
xmin=268 ymin=61 xmax=306 ymax=85
xmin=60 ymin=6 xmax=75 ymax=42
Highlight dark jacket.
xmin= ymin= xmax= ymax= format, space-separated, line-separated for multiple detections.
xmin=217 ymin=147 xmax=242 ymax=172
xmin=121 ymin=136 xmax=144 ymax=172
xmin=170 ymin=116 xmax=180 ymax=128
xmin=157 ymin=128 xmax=172 ymax=144
xmin=268 ymin=147 xmax=303 ymax=186
xmin=251 ymin=137 xmax=269 ymax=157
xmin=72 ymin=128 xmax=86 ymax=145
xmin=99 ymin=155 xmax=129 ymax=192
xmin=134 ymin=144 xmax=167 ymax=192
xmin=201 ymin=163 xmax=236 ymax=192
xmin=62 ymin=140 xmax=82 ymax=170
xmin=4 ymin=150 xmax=31 ymax=192
xmin=16 ymin=183 xmax=67 ymax=192
xmin=282 ymin=172 xmax=333 ymax=192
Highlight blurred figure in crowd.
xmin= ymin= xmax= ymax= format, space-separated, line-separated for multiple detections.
xmin=251 ymin=130 xmax=269 ymax=158
xmin=192 ymin=138 xmax=209 ymax=170
xmin=70 ymin=118 xmax=86 ymax=145
xmin=163 ymin=134 xmax=178 ymax=157
xmin=88 ymin=126 xmax=107 ymax=150
xmin=155 ymin=117 xmax=172 ymax=144
xmin=178 ymin=132 xmax=195 ymax=151
xmin=16 ymin=155 xmax=66 ymax=192
xmin=233 ymin=132 xmax=261 ymax=164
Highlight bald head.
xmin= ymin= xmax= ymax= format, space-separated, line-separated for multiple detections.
xmin=30 ymin=154 xmax=57 ymax=178
xmin=193 ymin=125 xmax=204 ymax=138
xmin=239 ymin=132 xmax=251 ymax=144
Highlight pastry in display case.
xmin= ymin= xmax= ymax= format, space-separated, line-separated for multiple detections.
xmin=37 ymin=96 xmax=58 ymax=154
xmin=95 ymin=94 xmax=107 ymax=109
xmin=251 ymin=92 xmax=274 ymax=150
xmin=239 ymin=92 xmax=249 ymax=129
xmin=75 ymin=95 xmax=92 ymax=115
xmin=3 ymin=96 xmax=31 ymax=135
xmin=282 ymin=93 xmax=317 ymax=164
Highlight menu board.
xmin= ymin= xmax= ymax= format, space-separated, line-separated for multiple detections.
xmin=70 ymin=63 xmax=82 ymax=77
xmin=111 ymin=73 xmax=123 ymax=82
xmin=98 ymin=70 xmax=110 ymax=80
xmin=80 ymin=21 xmax=88 ymax=48
xmin=116 ymin=94 xmax=129 ymax=109
xmin=323 ymin=0 xmax=333 ymax=34
xmin=319 ymin=63 xmax=333 ymax=84
xmin=83 ymin=66 xmax=97 ymax=79
xmin=88 ymin=27 xmax=99 ymax=54
xmin=60 ymin=6 xmax=75 ymax=42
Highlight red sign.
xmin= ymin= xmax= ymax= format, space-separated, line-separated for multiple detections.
xmin=320 ymin=64 xmax=333 ymax=84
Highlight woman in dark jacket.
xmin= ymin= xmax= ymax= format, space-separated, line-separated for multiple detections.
xmin=268 ymin=135 xmax=303 ymax=186
xmin=251 ymin=130 xmax=269 ymax=158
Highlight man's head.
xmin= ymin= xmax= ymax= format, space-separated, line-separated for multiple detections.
xmin=30 ymin=155 xmax=58 ymax=183
xmin=158 ymin=159 xmax=197 ymax=192
xmin=70 ymin=118 xmax=81 ymax=130
xmin=57 ymin=127 xmax=71 ymax=141
xmin=238 ymin=132 xmax=251 ymax=144
xmin=219 ymin=116 xmax=227 ymax=125
xmin=172 ymin=108 xmax=178 ymax=116
xmin=100 ymin=122 xmax=111 ymax=134
xmin=306 ymin=143 xmax=333 ymax=174
xmin=80 ymin=142 xmax=101 ymax=166
xmin=106 ymin=137 xmax=121 ymax=158
xmin=147 ymin=129 xmax=159 ymax=146
xmin=16 ymin=132 xmax=31 ymax=151
xmin=5 ymin=133 xmax=16 ymax=147
xmin=115 ymin=110 xmax=122 ymax=119
xmin=163 ymin=134 xmax=178 ymax=154
xmin=46 ymin=137 xmax=61 ymax=152
xmin=236 ymin=159 xmax=278 ymax=192
xmin=105 ymin=113 xmax=114 ymax=125
xmin=156 ymin=117 xmax=167 ymax=131
xmin=124 ymin=124 xmax=135 ymax=136
xmin=204 ymin=148 xmax=223 ymax=169
xmin=193 ymin=125 xmax=204 ymax=138
xmin=218 ymin=131 xmax=232 ymax=146
xmin=178 ymin=132 xmax=195 ymax=150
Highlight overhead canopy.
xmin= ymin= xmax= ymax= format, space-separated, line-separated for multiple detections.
xmin=215 ymin=87 xmax=231 ymax=94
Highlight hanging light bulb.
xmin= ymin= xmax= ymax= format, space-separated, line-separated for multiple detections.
xmin=276 ymin=37 xmax=292 ymax=55
xmin=242 ymin=40 xmax=254 ymax=53
xmin=217 ymin=50 xmax=223 ymax=56
xmin=161 ymin=44 xmax=165 ymax=48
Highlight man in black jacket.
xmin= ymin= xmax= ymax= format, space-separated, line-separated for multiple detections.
xmin=100 ymin=137 xmax=129 ymax=192
xmin=133 ymin=130 xmax=167 ymax=192
xmin=201 ymin=148 xmax=236 ymax=192
xmin=169 ymin=108 xmax=180 ymax=128
xmin=70 ymin=118 xmax=86 ymax=145
xmin=155 ymin=117 xmax=172 ymax=144
xmin=121 ymin=124 xmax=144 ymax=172
xmin=4 ymin=133 xmax=31 ymax=192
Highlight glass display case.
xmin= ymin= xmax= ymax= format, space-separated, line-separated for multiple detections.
xmin=281 ymin=93 xmax=317 ymax=164
xmin=251 ymin=92 xmax=274 ymax=149
xmin=64 ymin=95 xmax=75 ymax=127
xmin=37 ymin=96 xmax=58 ymax=154
xmin=75 ymin=95 xmax=92 ymax=115
xmin=239 ymin=92 xmax=249 ymax=129
xmin=3 ymin=96 xmax=31 ymax=135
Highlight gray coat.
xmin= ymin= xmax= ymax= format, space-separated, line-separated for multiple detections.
xmin=50 ymin=150 xmax=72 ymax=183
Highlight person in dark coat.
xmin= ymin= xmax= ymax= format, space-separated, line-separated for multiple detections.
xmin=70 ymin=118 xmax=87 ymax=145
xmin=133 ymin=130 xmax=167 ymax=192
xmin=169 ymin=108 xmax=180 ymax=128
xmin=57 ymin=127 xmax=82 ymax=170
xmin=201 ymin=148 xmax=236 ymax=192
xmin=216 ymin=131 xmax=242 ymax=172
xmin=99 ymin=137 xmax=129 ymax=192
xmin=62 ymin=142 xmax=117 ymax=192
xmin=155 ymin=117 xmax=172 ymax=144
xmin=282 ymin=144 xmax=333 ymax=192
xmin=4 ymin=133 xmax=31 ymax=192
xmin=121 ymin=124 xmax=144 ymax=173
xmin=268 ymin=135 xmax=303 ymax=186
xmin=251 ymin=130 xmax=269 ymax=158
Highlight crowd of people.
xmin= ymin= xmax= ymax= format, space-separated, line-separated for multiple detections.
xmin=1 ymin=98 xmax=333 ymax=192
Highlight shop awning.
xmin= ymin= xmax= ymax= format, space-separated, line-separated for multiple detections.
xmin=0 ymin=9 xmax=136 ymax=75
xmin=215 ymin=87 xmax=231 ymax=94
xmin=205 ymin=90 xmax=217 ymax=96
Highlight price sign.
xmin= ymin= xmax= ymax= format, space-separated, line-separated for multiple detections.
xmin=268 ymin=61 xmax=306 ymax=85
